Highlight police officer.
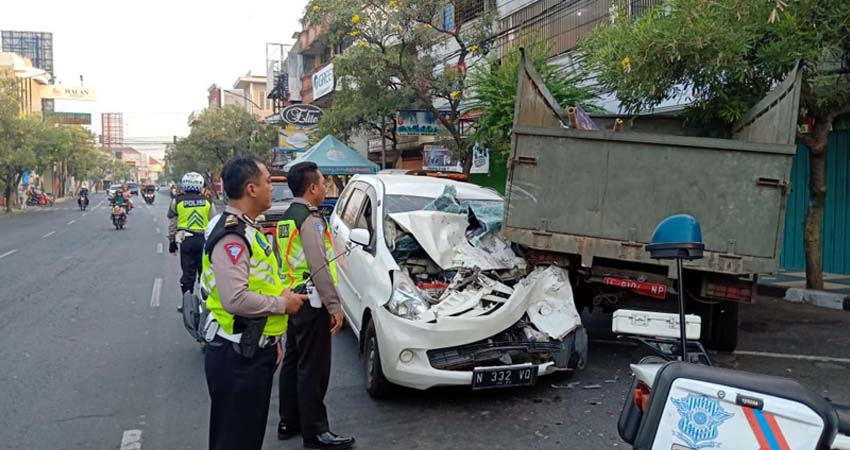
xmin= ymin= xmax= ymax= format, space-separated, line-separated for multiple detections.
xmin=201 ymin=156 xmax=307 ymax=450
xmin=277 ymin=161 xmax=355 ymax=449
xmin=169 ymin=172 xmax=216 ymax=297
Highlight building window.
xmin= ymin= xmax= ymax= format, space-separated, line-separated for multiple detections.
xmin=258 ymin=90 xmax=265 ymax=109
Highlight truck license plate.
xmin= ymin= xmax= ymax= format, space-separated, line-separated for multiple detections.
xmin=603 ymin=277 xmax=668 ymax=299
xmin=472 ymin=365 xmax=537 ymax=390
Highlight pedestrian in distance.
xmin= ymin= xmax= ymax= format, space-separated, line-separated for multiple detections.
xmin=169 ymin=172 xmax=217 ymax=299
xmin=202 ymin=156 xmax=307 ymax=450
xmin=277 ymin=161 xmax=355 ymax=450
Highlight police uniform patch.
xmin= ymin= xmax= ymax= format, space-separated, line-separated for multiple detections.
xmin=255 ymin=232 xmax=273 ymax=256
xmin=278 ymin=225 xmax=289 ymax=238
xmin=315 ymin=222 xmax=325 ymax=236
xmin=224 ymin=243 xmax=245 ymax=264
xmin=225 ymin=215 xmax=239 ymax=228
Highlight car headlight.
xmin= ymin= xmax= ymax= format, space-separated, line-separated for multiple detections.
xmin=386 ymin=271 xmax=431 ymax=321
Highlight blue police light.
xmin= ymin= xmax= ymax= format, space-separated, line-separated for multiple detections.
xmin=645 ymin=214 xmax=704 ymax=260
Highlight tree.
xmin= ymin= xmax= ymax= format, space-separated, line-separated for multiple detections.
xmin=467 ymin=46 xmax=600 ymax=159
xmin=165 ymin=105 xmax=276 ymax=188
xmin=581 ymin=0 xmax=850 ymax=289
xmin=305 ymin=0 xmax=497 ymax=173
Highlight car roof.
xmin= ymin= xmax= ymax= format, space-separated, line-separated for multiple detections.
xmin=353 ymin=174 xmax=502 ymax=201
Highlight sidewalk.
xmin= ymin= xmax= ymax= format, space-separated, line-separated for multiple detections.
xmin=759 ymin=269 xmax=850 ymax=311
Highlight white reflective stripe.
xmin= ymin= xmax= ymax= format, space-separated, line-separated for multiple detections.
xmin=287 ymin=248 xmax=306 ymax=269
xmin=216 ymin=327 xmax=242 ymax=343
xmin=250 ymin=259 xmax=275 ymax=274
xmin=249 ymin=269 xmax=276 ymax=285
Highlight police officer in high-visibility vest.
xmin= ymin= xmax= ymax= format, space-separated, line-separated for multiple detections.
xmin=201 ymin=156 xmax=306 ymax=450
xmin=168 ymin=172 xmax=216 ymax=297
xmin=277 ymin=161 xmax=355 ymax=450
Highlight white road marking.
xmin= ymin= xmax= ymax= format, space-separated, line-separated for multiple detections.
xmin=734 ymin=350 xmax=850 ymax=364
xmin=156 ymin=243 xmax=163 ymax=254
xmin=0 ymin=249 xmax=18 ymax=259
xmin=120 ymin=429 xmax=142 ymax=450
xmin=155 ymin=227 xmax=161 ymax=234
xmin=150 ymin=278 xmax=162 ymax=307
xmin=67 ymin=220 xmax=75 ymax=225
xmin=42 ymin=231 xmax=56 ymax=238
xmin=82 ymin=213 xmax=87 ymax=217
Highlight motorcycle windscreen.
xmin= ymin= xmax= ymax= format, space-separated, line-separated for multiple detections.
xmin=634 ymin=362 xmax=834 ymax=450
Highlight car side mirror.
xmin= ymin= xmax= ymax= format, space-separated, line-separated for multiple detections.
xmin=349 ymin=228 xmax=370 ymax=247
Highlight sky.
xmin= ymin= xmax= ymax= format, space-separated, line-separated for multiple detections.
xmin=1 ymin=0 xmax=309 ymax=159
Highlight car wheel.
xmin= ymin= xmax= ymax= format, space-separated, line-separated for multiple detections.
xmin=363 ymin=319 xmax=392 ymax=398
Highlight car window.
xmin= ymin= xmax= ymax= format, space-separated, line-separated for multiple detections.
xmin=355 ymin=196 xmax=374 ymax=234
xmin=334 ymin=184 xmax=355 ymax=219
xmin=272 ymin=183 xmax=293 ymax=202
xmin=342 ymin=189 xmax=366 ymax=228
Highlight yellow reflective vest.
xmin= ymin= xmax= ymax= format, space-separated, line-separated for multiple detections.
xmin=202 ymin=212 xmax=287 ymax=336
xmin=276 ymin=203 xmax=338 ymax=289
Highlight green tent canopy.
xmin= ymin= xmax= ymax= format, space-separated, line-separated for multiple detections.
xmin=283 ymin=135 xmax=379 ymax=175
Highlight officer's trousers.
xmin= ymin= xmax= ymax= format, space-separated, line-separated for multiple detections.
xmin=279 ymin=305 xmax=332 ymax=437
xmin=205 ymin=336 xmax=277 ymax=450
xmin=179 ymin=233 xmax=204 ymax=293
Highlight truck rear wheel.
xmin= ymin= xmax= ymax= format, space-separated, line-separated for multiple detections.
xmin=709 ymin=301 xmax=739 ymax=352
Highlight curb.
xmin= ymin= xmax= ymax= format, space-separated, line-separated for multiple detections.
xmin=783 ymin=288 xmax=850 ymax=311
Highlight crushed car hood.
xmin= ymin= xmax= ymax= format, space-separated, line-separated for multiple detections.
xmin=388 ymin=211 xmax=525 ymax=272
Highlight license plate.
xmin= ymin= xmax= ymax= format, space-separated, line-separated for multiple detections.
xmin=472 ymin=365 xmax=538 ymax=390
xmin=603 ymin=277 xmax=668 ymax=299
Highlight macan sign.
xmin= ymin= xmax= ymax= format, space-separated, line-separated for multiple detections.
xmin=41 ymin=85 xmax=97 ymax=101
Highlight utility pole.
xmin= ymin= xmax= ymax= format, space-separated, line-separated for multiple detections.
xmin=381 ymin=116 xmax=387 ymax=170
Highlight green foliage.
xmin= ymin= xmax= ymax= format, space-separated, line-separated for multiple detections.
xmin=304 ymin=0 xmax=498 ymax=167
xmin=165 ymin=105 xmax=276 ymax=181
xmin=467 ymin=46 xmax=600 ymax=158
xmin=580 ymin=0 xmax=850 ymax=127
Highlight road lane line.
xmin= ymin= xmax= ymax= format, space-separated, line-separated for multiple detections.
xmin=150 ymin=278 xmax=162 ymax=307
xmin=42 ymin=231 xmax=56 ymax=238
xmin=0 ymin=249 xmax=18 ymax=259
xmin=156 ymin=243 xmax=163 ymax=254
xmin=67 ymin=220 xmax=75 ymax=225
xmin=120 ymin=429 xmax=142 ymax=450
xmin=734 ymin=350 xmax=850 ymax=364
xmin=82 ymin=213 xmax=87 ymax=217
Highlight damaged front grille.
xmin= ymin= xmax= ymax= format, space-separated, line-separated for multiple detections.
xmin=427 ymin=322 xmax=587 ymax=371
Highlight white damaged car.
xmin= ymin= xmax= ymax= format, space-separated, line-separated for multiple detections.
xmin=330 ymin=174 xmax=587 ymax=397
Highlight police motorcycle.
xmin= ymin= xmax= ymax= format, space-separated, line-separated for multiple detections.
xmin=615 ymin=215 xmax=850 ymax=450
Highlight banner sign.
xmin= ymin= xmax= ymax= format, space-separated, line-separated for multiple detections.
xmin=280 ymin=104 xmax=323 ymax=128
xmin=470 ymin=143 xmax=490 ymax=174
xmin=397 ymin=110 xmax=441 ymax=135
xmin=278 ymin=104 xmax=324 ymax=159
xmin=423 ymin=144 xmax=463 ymax=173
xmin=41 ymin=85 xmax=97 ymax=101
xmin=44 ymin=112 xmax=91 ymax=125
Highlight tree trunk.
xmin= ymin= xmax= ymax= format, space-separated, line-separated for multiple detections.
xmin=804 ymin=143 xmax=828 ymax=289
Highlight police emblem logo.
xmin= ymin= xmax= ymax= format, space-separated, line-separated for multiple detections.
xmin=224 ymin=243 xmax=245 ymax=264
xmin=671 ymin=394 xmax=733 ymax=449
xmin=315 ymin=222 xmax=325 ymax=236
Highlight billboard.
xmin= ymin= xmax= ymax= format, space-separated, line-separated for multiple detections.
xmin=276 ymin=104 xmax=324 ymax=166
xmin=423 ymin=144 xmax=463 ymax=173
xmin=41 ymin=85 xmax=97 ymax=101
xmin=44 ymin=112 xmax=91 ymax=125
xmin=1 ymin=30 xmax=54 ymax=77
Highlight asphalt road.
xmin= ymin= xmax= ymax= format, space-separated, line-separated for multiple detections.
xmin=1 ymin=195 xmax=848 ymax=450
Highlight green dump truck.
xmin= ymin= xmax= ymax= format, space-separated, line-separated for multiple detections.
xmin=501 ymin=53 xmax=803 ymax=351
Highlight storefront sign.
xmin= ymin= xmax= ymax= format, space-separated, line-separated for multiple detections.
xmin=423 ymin=145 xmax=463 ymax=173
xmin=40 ymin=85 xmax=97 ymax=101
xmin=280 ymin=104 xmax=323 ymax=127
xmin=312 ymin=63 xmax=334 ymax=100
xmin=397 ymin=110 xmax=441 ymax=135
xmin=44 ymin=112 xmax=91 ymax=125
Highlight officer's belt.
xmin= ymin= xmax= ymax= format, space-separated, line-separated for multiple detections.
xmin=215 ymin=325 xmax=280 ymax=348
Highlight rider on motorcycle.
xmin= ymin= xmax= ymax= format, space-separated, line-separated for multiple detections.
xmin=78 ymin=187 xmax=90 ymax=207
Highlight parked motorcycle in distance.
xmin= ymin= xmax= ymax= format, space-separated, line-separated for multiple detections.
xmin=111 ymin=205 xmax=126 ymax=230
xmin=26 ymin=189 xmax=54 ymax=207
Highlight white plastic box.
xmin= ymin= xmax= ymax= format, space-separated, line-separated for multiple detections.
xmin=612 ymin=309 xmax=701 ymax=340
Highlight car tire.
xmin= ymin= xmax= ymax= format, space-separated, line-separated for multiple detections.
xmin=363 ymin=319 xmax=392 ymax=398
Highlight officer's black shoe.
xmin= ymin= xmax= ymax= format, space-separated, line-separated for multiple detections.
xmin=278 ymin=421 xmax=300 ymax=440
xmin=303 ymin=431 xmax=355 ymax=449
